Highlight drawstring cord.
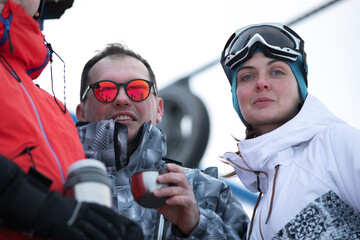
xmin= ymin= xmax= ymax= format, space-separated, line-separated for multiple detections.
xmin=224 ymin=149 xmax=281 ymax=239
xmin=7 ymin=27 xmax=13 ymax=53
xmin=45 ymin=40 xmax=67 ymax=114
xmin=225 ymin=150 xmax=268 ymax=176
xmin=248 ymin=171 xmax=264 ymax=238
xmin=265 ymin=165 xmax=279 ymax=224
xmin=0 ymin=53 xmax=21 ymax=81
xmin=13 ymin=147 xmax=36 ymax=168
xmin=0 ymin=40 xmax=67 ymax=114
xmin=259 ymin=214 xmax=265 ymax=240
xmin=248 ymin=165 xmax=280 ymax=239
xmin=224 ymin=150 xmax=267 ymax=240
xmin=248 ymin=190 xmax=262 ymax=239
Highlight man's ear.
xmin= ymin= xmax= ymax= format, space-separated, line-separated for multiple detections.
xmin=76 ymin=103 xmax=86 ymax=122
xmin=156 ymin=97 xmax=164 ymax=123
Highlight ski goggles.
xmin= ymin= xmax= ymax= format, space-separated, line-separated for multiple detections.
xmin=220 ymin=23 xmax=306 ymax=83
xmin=82 ymin=79 xmax=157 ymax=103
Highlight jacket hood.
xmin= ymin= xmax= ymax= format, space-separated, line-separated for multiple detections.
xmin=0 ymin=0 xmax=49 ymax=79
xmin=223 ymin=94 xmax=346 ymax=193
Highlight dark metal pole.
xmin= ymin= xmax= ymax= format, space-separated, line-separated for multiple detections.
xmin=287 ymin=0 xmax=343 ymax=26
xmin=178 ymin=0 xmax=345 ymax=80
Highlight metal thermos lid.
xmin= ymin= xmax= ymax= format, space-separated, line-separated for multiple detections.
xmin=64 ymin=159 xmax=111 ymax=190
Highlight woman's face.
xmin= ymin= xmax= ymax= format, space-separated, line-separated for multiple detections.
xmin=236 ymin=51 xmax=301 ymax=135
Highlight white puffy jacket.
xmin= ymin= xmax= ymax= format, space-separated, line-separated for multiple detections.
xmin=223 ymin=94 xmax=360 ymax=239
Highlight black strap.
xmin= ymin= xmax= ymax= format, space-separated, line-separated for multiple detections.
xmin=114 ymin=122 xmax=128 ymax=170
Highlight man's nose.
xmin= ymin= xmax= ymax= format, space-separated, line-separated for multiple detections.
xmin=113 ymin=87 xmax=131 ymax=106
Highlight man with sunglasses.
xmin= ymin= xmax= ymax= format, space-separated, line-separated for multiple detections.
xmin=76 ymin=43 xmax=249 ymax=240
xmin=0 ymin=1 xmax=143 ymax=239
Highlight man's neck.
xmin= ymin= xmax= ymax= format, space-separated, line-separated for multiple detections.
xmin=127 ymin=143 xmax=136 ymax=159
xmin=0 ymin=1 xmax=6 ymax=14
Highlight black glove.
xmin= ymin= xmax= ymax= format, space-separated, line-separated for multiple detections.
xmin=0 ymin=155 xmax=144 ymax=240
xmin=33 ymin=193 xmax=144 ymax=240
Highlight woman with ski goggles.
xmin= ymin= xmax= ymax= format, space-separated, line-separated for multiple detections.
xmin=220 ymin=23 xmax=360 ymax=239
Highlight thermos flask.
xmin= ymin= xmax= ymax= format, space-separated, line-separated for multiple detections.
xmin=64 ymin=159 xmax=112 ymax=208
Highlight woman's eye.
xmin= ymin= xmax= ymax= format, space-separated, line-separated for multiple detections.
xmin=241 ymin=75 xmax=253 ymax=81
xmin=272 ymin=70 xmax=283 ymax=75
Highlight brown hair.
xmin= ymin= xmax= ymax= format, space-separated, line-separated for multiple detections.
xmin=79 ymin=43 xmax=158 ymax=102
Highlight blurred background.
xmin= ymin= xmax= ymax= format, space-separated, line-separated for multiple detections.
xmin=36 ymin=0 xmax=360 ymax=215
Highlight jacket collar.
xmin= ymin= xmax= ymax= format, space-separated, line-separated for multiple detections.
xmin=223 ymin=94 xmax=345 ymax=193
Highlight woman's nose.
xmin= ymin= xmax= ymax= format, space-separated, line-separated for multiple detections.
xmin=256 ymin=76 xmax=270 ymax=90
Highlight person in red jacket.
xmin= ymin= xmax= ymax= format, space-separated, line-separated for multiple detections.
xmin=0 ymin=0 xmax=143 ymax=239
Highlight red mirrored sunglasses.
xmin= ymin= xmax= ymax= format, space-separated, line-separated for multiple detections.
xmin=82 ymin=79 xmax=156 ymax=103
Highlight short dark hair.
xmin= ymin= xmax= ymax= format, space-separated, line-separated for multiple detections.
xmin=80 ymin=43 xmax=158 ymax=102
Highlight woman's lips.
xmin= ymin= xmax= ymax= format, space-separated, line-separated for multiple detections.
xmin=253 ymin=97 xmax=274 ymax=106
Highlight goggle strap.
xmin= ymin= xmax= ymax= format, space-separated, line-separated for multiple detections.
xmin=223 ymin=32 xmax=237 ymax=54
xmin=302 ymin=51 xmax=308 ymax=86
xmin=284 ymin=25 xmax=303 ymax=43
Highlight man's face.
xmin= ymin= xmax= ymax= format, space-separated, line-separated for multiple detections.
xmin=10 ymin=0 xmax=41 ymax=17
xmin=76 ymin=56 xmax=164 ymax=144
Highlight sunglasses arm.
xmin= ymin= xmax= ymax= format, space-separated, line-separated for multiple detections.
xmin=81 ymin=86 xmax=90 ymax=101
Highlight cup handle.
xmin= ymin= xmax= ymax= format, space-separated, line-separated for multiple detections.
xmin=159 ymin=168 xmax=170 ymax=175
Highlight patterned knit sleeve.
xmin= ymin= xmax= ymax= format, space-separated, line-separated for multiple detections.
xmin=170 ymin=168 xmax=249 ymax=240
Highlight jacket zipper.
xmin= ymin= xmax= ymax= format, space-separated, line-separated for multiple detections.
xmin=157 ymin=214 xmax=165 ymax=240
xmin=19 ymin=81 xmax=66 ymax=183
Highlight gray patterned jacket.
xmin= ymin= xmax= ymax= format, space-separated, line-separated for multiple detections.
xmin=77 ymin=120 xmax=249 ymax=240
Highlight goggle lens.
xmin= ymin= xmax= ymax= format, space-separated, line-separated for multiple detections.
xmin=229 ymin=26 xmax=296 ymax=56
xmin=90 ymin=79 xmax=152 ymax=103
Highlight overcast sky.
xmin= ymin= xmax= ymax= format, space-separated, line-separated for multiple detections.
xmin=36 ymin=0 xmax=360 ymax=178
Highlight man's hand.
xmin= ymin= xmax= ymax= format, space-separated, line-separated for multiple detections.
xmin=154 ymin=163 xmax=200 ymax=236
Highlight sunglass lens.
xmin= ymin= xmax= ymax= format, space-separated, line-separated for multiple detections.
xmin=94 ymin=81 xmax=117 ymax=102
xmin=127 ymin=80 xmax=150 ymax=101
